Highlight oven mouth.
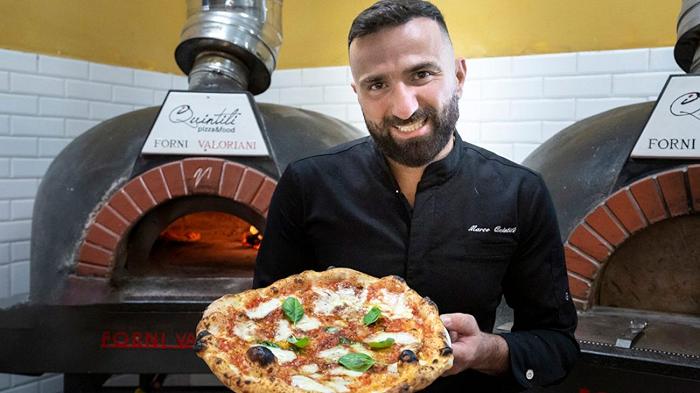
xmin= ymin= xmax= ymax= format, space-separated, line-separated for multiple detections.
xmin=116 ymin=195 xmax=265 ymax=280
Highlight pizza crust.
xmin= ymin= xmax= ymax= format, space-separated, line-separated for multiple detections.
xmin=196 ymin=268 xmax=453 ymax=392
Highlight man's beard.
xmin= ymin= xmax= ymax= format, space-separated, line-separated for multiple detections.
xmin=365 ymin=93 xmax=459 ymax=167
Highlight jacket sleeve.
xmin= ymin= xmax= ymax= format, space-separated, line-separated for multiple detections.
xmin=252 ymin=164 xmax=309 ymax=289
xmin=499 ymin=173 xmax=580 ymax=389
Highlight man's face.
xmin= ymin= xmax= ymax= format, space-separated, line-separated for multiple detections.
xmin=349 ymin=17 xmax=466 ymax=167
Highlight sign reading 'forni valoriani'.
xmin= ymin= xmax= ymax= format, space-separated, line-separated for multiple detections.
xmin=142 ymin=91 xmax=270 ymax=157
xmin=631 ymin=75 xmax=700 ymax=159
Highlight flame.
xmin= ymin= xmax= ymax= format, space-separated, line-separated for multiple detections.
xmin=242 ymin=225 xmax=263 ymax=249
xmin=161 ymin=229 xmax=201 ymax=242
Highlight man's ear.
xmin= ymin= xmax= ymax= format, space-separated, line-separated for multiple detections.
xmin=454 ymin=58 xmax=467 ymax=98
xmin=351 ymin=82 xmax=357 ymax=94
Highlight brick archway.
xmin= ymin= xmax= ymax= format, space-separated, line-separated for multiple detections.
xmin=564 ymin=165 xmax=700 ymax=310
xmin=74 ymin=158 xmax=277 ymax=278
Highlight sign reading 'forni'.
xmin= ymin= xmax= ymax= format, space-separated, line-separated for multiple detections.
xmin=631 ymin=75 xmax=700 ymax=159
xmin=142 ymin=91 xmax=270 ymax=157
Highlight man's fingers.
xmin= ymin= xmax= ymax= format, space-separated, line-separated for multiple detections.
xmin=441 ymin=313 xmax=479 ymax=336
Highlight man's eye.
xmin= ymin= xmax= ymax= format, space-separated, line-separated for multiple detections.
xmin=369 ymin=82 xmax=385 ymax=91
xmin=415 ymin=71 xmax=432 ymax=79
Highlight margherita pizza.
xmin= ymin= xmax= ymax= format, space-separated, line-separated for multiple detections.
xmin=195 ymin=268 xmax=453 ymax=392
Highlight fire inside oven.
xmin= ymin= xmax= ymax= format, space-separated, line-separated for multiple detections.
xmin=125 ymin=196 xmax=265 ymax=278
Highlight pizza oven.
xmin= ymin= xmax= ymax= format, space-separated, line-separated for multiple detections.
xmin=0 ymin=1 xmax=362 ymax=391
xmin=517 ymin=1 xmax=700 ymax=390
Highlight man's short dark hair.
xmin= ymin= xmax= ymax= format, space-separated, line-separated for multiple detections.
xmin=348 ymin=0 xmax=450 ymax=47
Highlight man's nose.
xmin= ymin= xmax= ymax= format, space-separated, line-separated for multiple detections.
xmin=389 ymin=83 xmax=419 ymax=120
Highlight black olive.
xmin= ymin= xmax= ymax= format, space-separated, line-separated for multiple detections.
xmin=399 ymin=349 xmax=418 ymax=363
xmin=247 ymin=346 xmax=276 ymax=366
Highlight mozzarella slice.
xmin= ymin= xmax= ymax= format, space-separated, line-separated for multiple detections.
xmin=301 ymin=363 xmax=319 ymax=374
xmin=329 ymin=367 xmax=364 ymax=378
xmin=375 ymin=289 xmax=413 ymax=320
xmin=251 ymin=345 xmax=297 ymax=364
xmin=325 ymin=377 xmax=351 ymax=392
xmin=275 ymin=319 xmax=293 ymax=341
xmin=387 ymin=362 xmax=399 ymax=374
xmin=245 ymin=298 xmax=281 ymax=319
xmin=312 ymin=287 xmax=367 ymax=315
xmin=363 ymin=332 xmax=419 ymax=347
xmin=232 ymin=320 xmax=257 ymax=341
xmin=318 ymin=346 xmax=349 ymax=362
xmin=291 ymin=376 xmax=335 ymax=393
xmin=296 ymin=315 xmax=321 ymax=331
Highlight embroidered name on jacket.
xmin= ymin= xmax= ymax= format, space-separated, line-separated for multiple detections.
xmin=468 ymin=225 xmax=517 ymax=233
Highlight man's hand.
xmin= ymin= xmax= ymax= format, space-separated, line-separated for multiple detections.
xmin=440 ymin=313 xmax=510 ymax=377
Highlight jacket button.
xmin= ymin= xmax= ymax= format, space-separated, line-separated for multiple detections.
xmin=525 ymin=369 xmax=534 ymax=380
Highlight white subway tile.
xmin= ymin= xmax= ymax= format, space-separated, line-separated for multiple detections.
xmin=511 ymin=99 xmax=575 ymax=121
xmin=39 ymin=138 xmax=70 ymax=157
xmin=113 ymin=85 xmax=154 ymax=106
xmin=514 ymin=143 xmax=540 ymax=163
xmin=0 ymin=179 xmax=39 ymax=198
xmin=40 ymin=375 xmax=63 ymax=393
xmin=39 ymin=55 xmax=88 ymax=79
xmin=0 ymin=49 xmax=37 ymax=72
xmin=11 ymin=241 xmax=30 ymax=261
xmin=0 ymin=137 xmax=37 ymax=157
xmin=0 ymin=71 xmax=8 ymax=91
xmin=613 ymin=72 xmax=671 ymax=96
xmin=459 ymin=100 xmax=480 ymax=121
xmin=0 ymin=115 xmax=8 ymax=134
xmin=301 ymin=104 xmax=347 ymax=121
xmin=271 ymin=69 xmax=302 ymax=88
xmin=0 ymin=244 xmax=9 ymax=265
xmin=7 ymin=382 xmax=39 ymax=393
xmin=11 ymin=158 xmax=52 ymax=178
xmin=577 ymin=49 xmax=649 ymax=74
xmin=89 ymin=102 xmax=133 ymax=120
xmin=479 ymin=100 xmax=510 ymax=121
xmin=0 ymin=94 xmax=37 ymax=115
xmin=10 ymin=200 xmax=33 ymax=221
xmin=481 ymin=122 xmax=541 ymax=143
xmin=649 ymin=47 xmax=683 ymax=72
xmin=65 ymin=119 xmax=99 ymax=137
xmin=481 ymin=77 xmax=542 ymax=99
xmin=65 ymin=79 xmax=112 ymax=101
xmin=0 ymin=266 xmax=9 ymax=298
xmin=39 ymin=97 xmax=90 ymax=118
xmin=302 ymin=66 xmax=348 ymax=86
xmin=0 ymin=158 xmax=8 ymax=177
xmin=0 ymin=201 xmax=9 ymax=220
xmin=512 ymin=53 xmax=577 ymax=77
xmin=462 ymin=80 xmax=480 ymax=100
xmin=467 ymin=56 xmax=512 ymax=80
xmin=10 ymin=260 xmax=30 ymax=296
xmin=89 ymin=63 xmax=133 ymax=85
xmin=278 ymin=87 xmax=323 ymax=105
xmin=0 ymin=221 xmax=31 ymax=243
xmin=576 ymin=98 xmax=646 ymax=120
xmin=10 ymin=73 xmax=63 ymax=96
xmin=11 ymin=116 xmax=64 ymax=137
xmin=475 ymin=142 xmax=513 ymax=160
xmin=456 ymin=121 xmax=480 ymax=143
xmin=255 ymin=88 xmax=279 ymax=104
xmin=347 ymin=104 xmax=365 ymax=122
xmin=324 ymin=85 xmax=356 ymax=104
xmin=542 ymin=121 xmax=574 ymax=140
xmin=171 ymin=75 xmax=189 ymax=90
xmin=544 ymin=75 xmax=611 ymax=98
xmin=134 ymin=69 xmax=173 ymax=89
xmin=153 ymin=90 xmax=168 ymax=105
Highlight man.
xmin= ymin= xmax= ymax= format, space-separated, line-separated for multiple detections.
xmin=254 ymin=0 xmax=579 ymax=391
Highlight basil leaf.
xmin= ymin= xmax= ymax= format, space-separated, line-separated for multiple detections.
xmin=363 ymin=306 xmax=382 ymax=326
xmin=282 ymin=297 xmax=304 ymax=324
xmin=339 ymin=336 xmax=354 ymax=345
xmin=287 ymin=336 xmax=310 ymax=349
xmin=338 ymin=353 xmax=375 ymax=372
xmin=324 ymin=326 xmax=340 ymax=334
xmin=257 ymin=340 xmax=280 ymax=348
xmin=368 ymin=338 xmax=395 ymax=349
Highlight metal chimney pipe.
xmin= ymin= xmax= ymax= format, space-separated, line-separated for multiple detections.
xmin=675 ymin=0 xmax=700 ymax=73
xmin=175 ymin=0 xmax=283 ymax=94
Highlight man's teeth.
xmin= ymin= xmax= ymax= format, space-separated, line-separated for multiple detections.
xmin=395 ymin=118 xmax=426 ymax=132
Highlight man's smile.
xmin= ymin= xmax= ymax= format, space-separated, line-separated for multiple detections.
xmin=394 ymin=117 xmax=428 ymax=133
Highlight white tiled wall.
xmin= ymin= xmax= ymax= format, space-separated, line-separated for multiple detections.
xmin=0 ymin=46 xmax=684 ymax=392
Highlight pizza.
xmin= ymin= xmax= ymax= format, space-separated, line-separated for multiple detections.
xmin=194 ymin=268 xmax=453 ymax=392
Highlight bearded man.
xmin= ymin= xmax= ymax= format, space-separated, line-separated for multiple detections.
xmin=254 ymin=1 xmax=579 ymax=391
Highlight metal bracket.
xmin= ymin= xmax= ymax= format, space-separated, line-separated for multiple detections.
xmin=615 ymin=320 xmax=648 ymax=349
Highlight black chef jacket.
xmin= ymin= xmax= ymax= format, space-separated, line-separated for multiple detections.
xmin=254 ymin=132 xmax=579 ymax=392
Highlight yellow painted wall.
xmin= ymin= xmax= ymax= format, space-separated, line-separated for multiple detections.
xmin=0 ymin=0 xmax=679 ymax=74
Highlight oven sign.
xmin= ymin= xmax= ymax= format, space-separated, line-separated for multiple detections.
xmin=101 ymin=330 xmax=196 ymax=350
xmin=142 ymin=91 xmax=270 ymax=157
xmin=631 ymin=74 xmax=700 ymax=159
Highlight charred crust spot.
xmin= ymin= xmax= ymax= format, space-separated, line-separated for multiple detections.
xmin=236 ymin=378 xmax=242 ymax=386
xmin=400 ymin=383 xmax=411 ymax=392
xmin=270 ymin=286 xmax=279 ymax=294
xmin=215 ymin=358 xmax=223 ymax=365
xmin=247 ymin=346 xmax=276 ymax=366
xmin=267 ymin=367 xmax=274 ymax=373
xmin=399 ymin=349 xmax=418 ymax=363
xmin=193 ymin=341 xmax=206 ymax=353
xmin=423 ymin=296 xmax=438 ymax=309
xmin=440 ymin=346 xmax=453 ymax=356
xmin=245 ymin=380 xmax=252 ymax=385
xmin=390 ymin=275 xmax=406 ymax=283
xmin=433 ymin=359 xmax=438 ymax=364
xmin=196 ymin=330 xmax=211 ymax=341
xmin=294 ymin=277 xmax=304 ymax=285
